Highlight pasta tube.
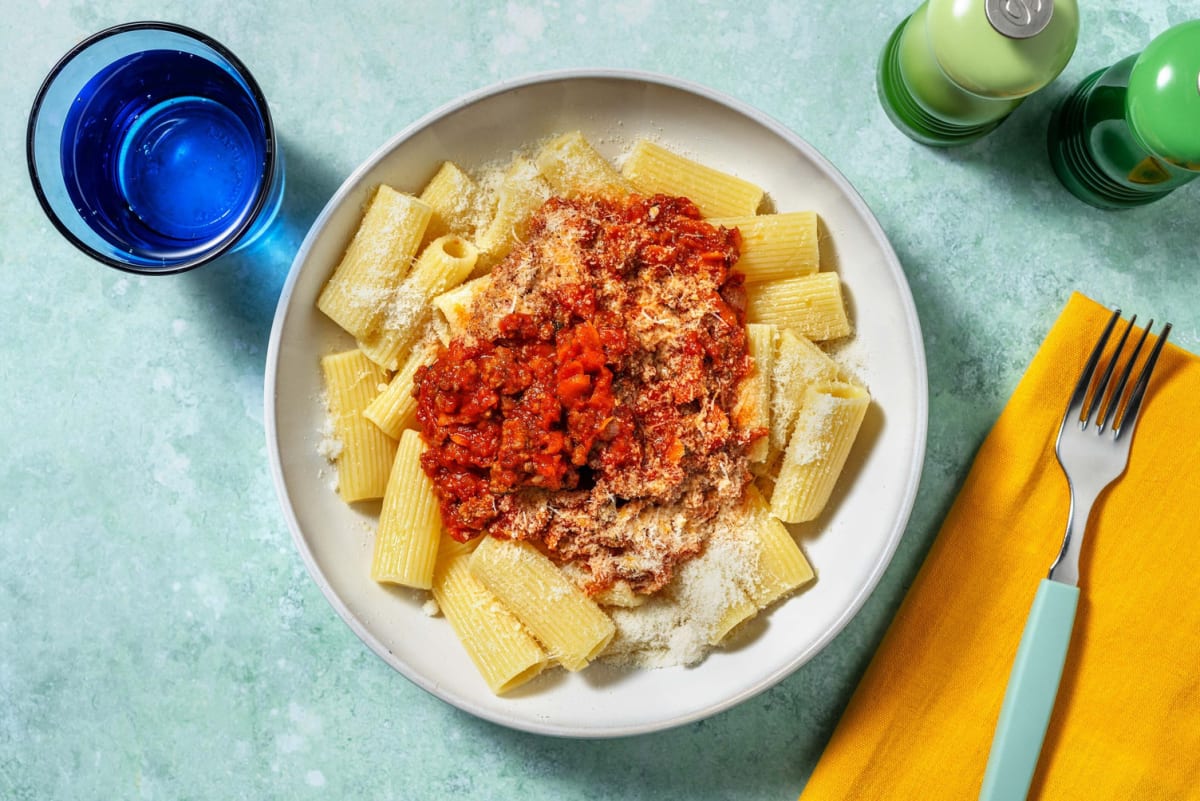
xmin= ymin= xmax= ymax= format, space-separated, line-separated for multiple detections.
xmin=433 ymin=554 xmax=549 ymax=695
xmin=770 ymin=329 xmax=841 ymax=453
xmin=418 ymin=161 xmax=481 ymax=244
xmin=474 ymin=157 xmax=552 ymax=270
xmin=620 ymin=139 xmax=763 ymax=217
xmin=468 ymin=537 xmax=615 ymax=671
xmin=736 ymin=323 xmax=775 ymax=463
xmin=363 ymin=343 xmax=433 ymax=439
xmin=317 ymin=186 xmax=432 ymax=341
xmin=431 ymin=274 xmax=491 ymax=344
xmin=535 ymin=130 xmax=630 ymax=198
xmin=436 ymin=529 xmax=481 ymax=563
xmin=708 ymin=211 xmax=819 ymax=283
xmin=740 ymin=486 xmax=813 ymax=608
xmin=320 ymin=349 xmax=396 ymax=503
xmin=708 ymin=578 xmax=759 ymax=645
xmin=746 ymin=272 xmax=851 ymax=341
xmin=371 ymin=429 xmax=441 ymax=589
xmin=358 ymin=234 xmax=478 ymax=370
xmin=771 ymin=382 xmax=870 ymax=524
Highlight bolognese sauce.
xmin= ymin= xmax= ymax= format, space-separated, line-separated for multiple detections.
xmin=414 ymin=193 xmax=762 ymax=595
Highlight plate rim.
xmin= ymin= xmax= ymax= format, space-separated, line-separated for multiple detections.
xmin=263 ymin=67 xmax=928 ymax=738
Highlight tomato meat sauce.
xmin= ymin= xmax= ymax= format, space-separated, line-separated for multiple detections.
xmin=414 ymin=194 xmax=760 ymax=595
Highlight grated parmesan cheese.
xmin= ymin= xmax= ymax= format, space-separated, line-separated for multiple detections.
xmin=601 ymin=507 xmax=758 ymax=668
xmin=824 ymin=336 xmax=871 ymax=388
xmin=316 ymin=406 xmax=343 ymax=462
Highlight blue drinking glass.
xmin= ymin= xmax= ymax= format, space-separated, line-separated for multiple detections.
xmin=27 ymin=21 xmax=284 ymax=275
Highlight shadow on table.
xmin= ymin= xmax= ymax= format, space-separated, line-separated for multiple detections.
xmin=180 ymin=136 xmax=344 ymax=374
xmin=919 ymin=83 xmax=1197 ymax=259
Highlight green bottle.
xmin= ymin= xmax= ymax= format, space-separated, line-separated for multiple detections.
xmin=879 ymin=0 xmax=1080 ymax=146
xmin=1048 ymin=20 xmax=1200 ymax=209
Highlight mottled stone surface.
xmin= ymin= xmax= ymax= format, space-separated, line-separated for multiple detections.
xmin=3 ymin=2 xmax=1197 ymax=799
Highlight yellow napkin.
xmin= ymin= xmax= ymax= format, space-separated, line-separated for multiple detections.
xmin=800 ymin=293 xmax=1200 ymax=801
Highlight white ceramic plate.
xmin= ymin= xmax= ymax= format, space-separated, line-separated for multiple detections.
xmin=265 ymin=70 xmax=927 ymax=737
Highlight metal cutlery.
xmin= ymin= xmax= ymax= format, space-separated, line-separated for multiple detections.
xmin=978 ymin=309 xmax=1172 ymax=801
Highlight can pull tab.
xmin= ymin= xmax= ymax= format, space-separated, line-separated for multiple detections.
xmin=986 ymin=0 xmax=1053 ymax=40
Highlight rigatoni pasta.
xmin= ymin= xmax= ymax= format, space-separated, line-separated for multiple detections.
xmin=418 ymin=161 xmax=481 ymax=244
xmin=770 ymin=328 xmax=842 ymax=453
xmin=738 ymin=323 xmax=775 ymax=463
xmin=740 ymin=486 xmax=814 ymax=608
xmin=746 ymin=271 xmax=852 ymax=341
xmin=363 ymin=344 xmax=431 ymax=439
xmin=707 ymin=211 xmax=819 ymax=283
xmin=431 ymin=274 xmax=491 ymax=344
xmin=320 ymin=349 xmax=396 ymax=503
xmin=371 ymin=429 xmax=441 ymax=589
xmin=621 ymin=139 xmax=763 ymax=217
xmin=473 ymin=157 xmax=551 ymax=269
xmin=435 ymin=529 xmax=481 ymax=563
xmin=358 ymin=234 xmax=479 ymax=370
xmin=433 ymin=553 xmax=550 ymax=695
xmin=771 ymin=382 xmax=870 ymax=524
xmin=312 ymin=131 xmax=872 ymax=695
xmin=468 ymin=537 xmax=615 ymax=672
xmin=705 ymin=545 xmax=762 ymax=646
xmin=705 ymin=487 xmax=814 ymax=642
xmin=317 ymin=186 xmax=432 ymax=341
xmin=535 ymin=130 xmax=630 ymax=198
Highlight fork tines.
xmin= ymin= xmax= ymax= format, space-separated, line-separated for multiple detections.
xmin=1071 ymin=309 xmax=1172 ymax=438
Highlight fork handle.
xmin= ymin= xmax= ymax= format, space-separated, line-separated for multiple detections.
xmin=979 ymin=579 xmax=1080 ymax=801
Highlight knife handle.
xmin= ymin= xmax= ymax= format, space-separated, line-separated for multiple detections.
xmin=979 ymin=578 xmax=1080 ymax=801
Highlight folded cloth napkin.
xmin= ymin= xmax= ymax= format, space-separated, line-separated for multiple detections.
xmin=799 ymin=293 xmax=1200 ymax=801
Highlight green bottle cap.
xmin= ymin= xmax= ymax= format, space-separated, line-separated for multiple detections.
xmin=927 ymin=0 xmax=1079 ymax=98
xmin=1127 ymin=20 xmax=1200 ymax=170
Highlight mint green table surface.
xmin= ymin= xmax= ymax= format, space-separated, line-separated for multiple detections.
xmin=3 ymin=3 xmax=1197 ymax=799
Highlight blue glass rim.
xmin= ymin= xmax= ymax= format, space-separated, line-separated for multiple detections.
xmin=26 ymin=20 xmax=280 ymax=276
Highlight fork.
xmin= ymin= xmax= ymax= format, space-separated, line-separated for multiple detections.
xmin=978 ymin=309 xmax=1172 ymax=801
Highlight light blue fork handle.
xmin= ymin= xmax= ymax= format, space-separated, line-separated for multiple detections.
xmin=979 ymin=578 xmax=1080 ymax=801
